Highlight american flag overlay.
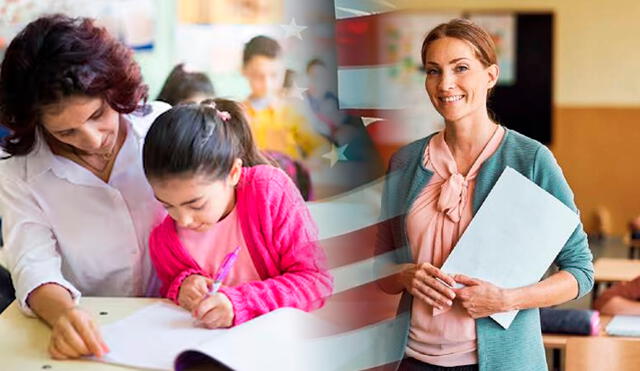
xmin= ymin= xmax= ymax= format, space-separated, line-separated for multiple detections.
xmin=302 ymin=1 xmax=417 ymax=369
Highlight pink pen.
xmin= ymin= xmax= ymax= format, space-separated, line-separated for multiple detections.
xmin=209 ymin=246 xmax=241 ymax=294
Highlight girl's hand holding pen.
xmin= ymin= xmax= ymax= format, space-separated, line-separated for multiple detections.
xmin=190 ymin=246 xmax=239 ymax=328
xmin=193 ymin=292 xmax=234 ymax=329
xmin=178 ymin=274 xmax=213 ymax=311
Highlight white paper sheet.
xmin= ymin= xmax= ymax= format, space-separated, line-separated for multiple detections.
xmin=606 ymin=315 xmax=640 ymax=337
xmin=97 ymin=303 xmax=222 ymax=370
xmin=185 ymin=307 xmax=324 ymax=371
xmin=97 ymin=303 xmax=325 ymax=370
xmin=440 ymin=167 xmax=580 ymax=329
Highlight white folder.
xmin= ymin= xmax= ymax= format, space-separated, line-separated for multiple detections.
xmin=440 ymin=167 xmax=580 ymax=329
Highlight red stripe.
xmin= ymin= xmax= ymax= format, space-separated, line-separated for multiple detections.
xmin=337 ymin=13 xmax=396 ymax=67
xmin=344 ymin=108 xmax=398 ymax=119
xmin=321 ymin=223 xmax=380 ymax=269
xmin=314 ymin=279 xmax=402 ymax=334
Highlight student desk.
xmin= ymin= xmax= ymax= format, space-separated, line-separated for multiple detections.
xmin=543 ymin=315 xmax=640 ymax=371
xmin=592 ymin=258 xmax=640 ymax=306
xmin=0 ymin=297 xmax=167 ymax=371
xmin=595 ymin=258 xmax=640 ymax=284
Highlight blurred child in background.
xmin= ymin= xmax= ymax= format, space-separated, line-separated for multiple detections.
xmin=594 ymin=275 xmax=640 ymax=315
xmin=242 ymin=36 xmax=327 ymax=161
xmin=304 ymin=58 xmax=343 ymax=142
xmin=157 ymin=63 xmax=215 ymax=106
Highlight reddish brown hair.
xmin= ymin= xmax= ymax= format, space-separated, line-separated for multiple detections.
xmin=0 ymin=14 xmax=148 ymax=156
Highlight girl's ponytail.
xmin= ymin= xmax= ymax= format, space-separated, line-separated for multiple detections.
xmin=143 ymin=98 xmax=270 ymax=182
xmin=203 ymin=99 xmax=270 ymax=168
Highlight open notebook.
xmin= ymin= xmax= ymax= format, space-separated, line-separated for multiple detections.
xmin=95 ymin=302 xmax=327 ymax=371
xmin=94 ymin=301 xmax=413 ymax=371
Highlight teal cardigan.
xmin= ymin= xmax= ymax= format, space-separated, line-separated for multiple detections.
xmin=378 ymin=128 xmax=594 ymax=371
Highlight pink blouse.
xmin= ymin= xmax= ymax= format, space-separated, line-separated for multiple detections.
xmin=176 ymin=206 xmax=260 ymax=287
xmin=405 ymin=126 xmax=505 ymax=366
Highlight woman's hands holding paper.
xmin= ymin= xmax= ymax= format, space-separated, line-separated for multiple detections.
xmin=400 ymin=263 xmax=457 ymax=310
xmin=454 ymin=274 xmax=510 ymax=319
xmin=192 ymin=293 xmax=234 ymax=329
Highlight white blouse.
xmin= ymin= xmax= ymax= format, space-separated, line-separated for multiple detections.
xmin=0 ymin=102 xmax=170 ymax=315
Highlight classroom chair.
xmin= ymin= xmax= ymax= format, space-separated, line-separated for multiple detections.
xmin=565 ymin=337 xmax=640 ymax=371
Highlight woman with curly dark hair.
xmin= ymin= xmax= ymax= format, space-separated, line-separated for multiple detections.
xmin=0 ymin=14 xmax=169 ymax=359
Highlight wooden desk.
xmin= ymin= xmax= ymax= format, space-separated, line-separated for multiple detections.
xmin=543 ymin=315 xmax=640 ymax=371
xmin=594 ymin=258 xmax=640 ymax=284
xmin=0 ymin=297 xmax=167 ymax=370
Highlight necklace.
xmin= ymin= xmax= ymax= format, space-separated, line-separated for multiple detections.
xmin=70 ymin=146 xmax=114 ymax=173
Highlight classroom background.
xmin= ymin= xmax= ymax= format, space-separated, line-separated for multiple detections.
xmin=1 ymin=0 xmax=640 ymax=370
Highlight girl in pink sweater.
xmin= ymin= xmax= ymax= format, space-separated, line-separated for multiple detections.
xmin=142 ymin=99 xmax=332 ymax=328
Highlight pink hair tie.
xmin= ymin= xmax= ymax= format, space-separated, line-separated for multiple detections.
xmin=201 ymin=100 xmax=231 ymax=122
xmin=216 ymin=110 xmax=231 ymax=122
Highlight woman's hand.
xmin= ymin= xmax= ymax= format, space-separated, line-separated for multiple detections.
xmin=48 ymin=307 xmax=109 ymax=359
xmin=399 ymin=263 xmax=457 ymax=310
xmin=192 ymin=293 xmax=234 ymax=329
xmin=178 ymin=274 xmax=213 ymax=311
xmin=454 ymin=274 xmax=510 ymax=319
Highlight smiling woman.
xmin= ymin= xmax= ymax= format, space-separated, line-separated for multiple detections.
xmin=423 ymin=37 xmax=498 ymax=131
xmin=376 ymin=18 xmax=593 ymax=371
xmin=40 ymin=96 xmax=124 ymax=181
xmin=0 ymin=14 xmax=170 ymax=361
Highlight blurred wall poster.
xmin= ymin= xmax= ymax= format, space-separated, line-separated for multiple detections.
xmin=0 ymin=0 xmax=156 ymax=54
xmin=178 ymin=0 xmax=283 ymax=24
xmin=468 ymin=13 xmax=517 ymax=86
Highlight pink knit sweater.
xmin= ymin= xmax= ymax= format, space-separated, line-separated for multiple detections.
xmin=149 ymin=165 xmax=333 ymax=325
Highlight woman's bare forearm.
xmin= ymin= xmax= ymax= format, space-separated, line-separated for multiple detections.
xmin=502 ymin=271 xmax=579 ymax=311
xmin=26 ymin=283 xmax=76 ymax=327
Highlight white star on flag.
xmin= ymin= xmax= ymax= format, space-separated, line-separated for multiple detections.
xmin=281 ymin=18 xmax=307 ymax=40
xmin=288 ymin=81 xmax=308 ymax=100
xmin=361 ymin=117 xmax=384 ymax=126
xmin=323 ymin=144 xmax=349 ymax=167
